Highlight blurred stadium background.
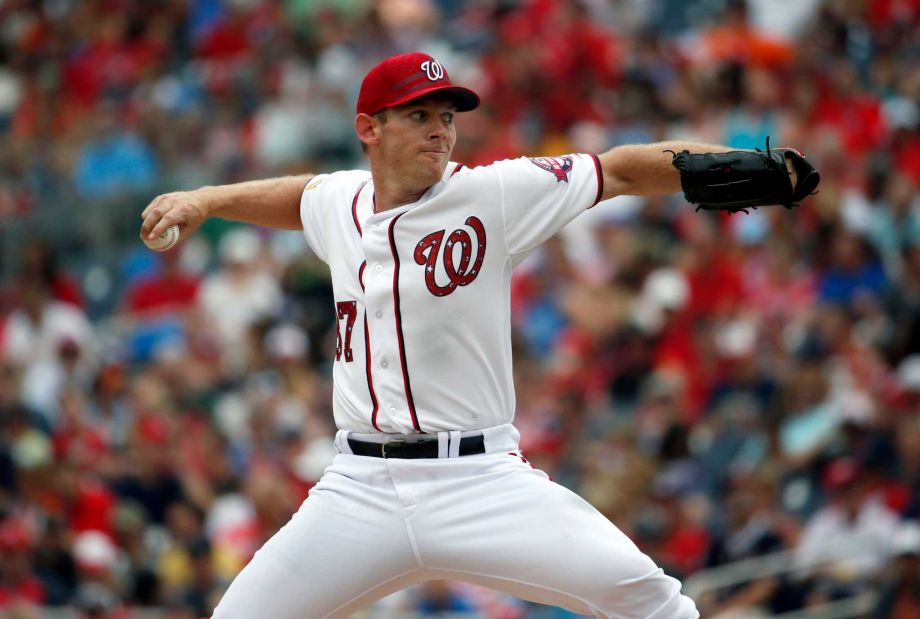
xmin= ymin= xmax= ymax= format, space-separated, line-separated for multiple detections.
xmin=1 ymin=0 xmax=919 ymax=617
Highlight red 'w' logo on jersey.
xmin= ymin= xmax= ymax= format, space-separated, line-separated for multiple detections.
xmin=414 ymin=216 xmax=486 ymax=297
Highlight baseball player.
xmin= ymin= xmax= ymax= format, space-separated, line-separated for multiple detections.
xmin=140 ymin=53 xmax=818 ymax=619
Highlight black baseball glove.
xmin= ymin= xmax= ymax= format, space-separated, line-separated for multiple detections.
xmin=670 ymin=138 xmax=820 ymax=213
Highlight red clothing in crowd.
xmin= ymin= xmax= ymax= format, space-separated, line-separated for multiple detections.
xmin=685 ymin=258 xmax=745 ymax=319
xmin=0 ymin=577 xmax=45 ymax=608
xmin=69 ymin=478 xmax=117 ymax=537
xmin=893 ymin=132 xmax=920 ymax=184
xmin=123 ymin=272 xmax=200 ymax=317
xmin=810 ymin=91 xmax=887 ymax=157
xmin=0 ymin=520 xmax=45 ymax=608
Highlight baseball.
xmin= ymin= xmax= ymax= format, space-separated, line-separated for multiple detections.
xmin=144 ymin=224 xmax=180 ymax=251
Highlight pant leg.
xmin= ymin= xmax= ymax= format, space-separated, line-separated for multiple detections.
xmin=211 ymin=455 xmax=425 ymax=619
xmin=404 ymin=454 xmax=699 ymax=619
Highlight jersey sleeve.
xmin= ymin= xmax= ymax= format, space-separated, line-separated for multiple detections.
xmin=495 ymin=154 xmax=603 ymax=257
xmin=299 ymin=174 xmax=331 ymax=262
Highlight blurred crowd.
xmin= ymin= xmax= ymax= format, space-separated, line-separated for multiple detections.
xmin=1 ymin=0 xmax=920 ymax=617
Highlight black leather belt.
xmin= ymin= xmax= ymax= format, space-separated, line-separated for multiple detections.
xmin=347 ymin=434 xmax=485 ymax=459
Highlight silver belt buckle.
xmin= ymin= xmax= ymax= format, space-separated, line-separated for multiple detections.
xmin=381 ymin=439 xmax=405 ymax=458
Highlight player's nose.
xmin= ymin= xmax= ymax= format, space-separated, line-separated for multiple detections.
xmin=428 ymin=119 xmax=450 ymax=140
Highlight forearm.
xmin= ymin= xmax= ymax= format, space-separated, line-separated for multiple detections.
xmin=141 ymin=174 xmax=312 ymax=243
xmin=597 ymin=141 xmax=728 ymax=201
xmin=200 ymin=174 xmax=313 ymax=230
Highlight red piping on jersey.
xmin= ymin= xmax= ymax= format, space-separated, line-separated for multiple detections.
xmin=387 ymin=212 xmax=421 ymax=432
xmin=364 ymin=312 xmax=380 ymax=430
xmin=351 ymin=182 xmax=368 ymax=235
xmin=590 ymin=154 xmax=603 ymax=207
xmin=450 ymin=163 xmax=465 ymax=176
xmin=359 ymin=261 xmax=377 ymax=428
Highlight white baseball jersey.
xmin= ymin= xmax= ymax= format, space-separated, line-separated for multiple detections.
xmin=300 ymin=154 xmax=603 ymax=434
xmin=214 ymin=153 xmax=700 ymax=619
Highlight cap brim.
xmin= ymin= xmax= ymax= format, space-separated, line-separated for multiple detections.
xmin=385 ymin=85 xmax=480 ymax=113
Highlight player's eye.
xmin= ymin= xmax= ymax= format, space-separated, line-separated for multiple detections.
xmin=410 ymin=111 xmax=426 ymax=121
xmin=441 ymin=113 xmax=454 ymax=125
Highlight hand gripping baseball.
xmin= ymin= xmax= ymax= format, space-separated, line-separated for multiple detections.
xmin=140 ymin=190 xmax=209 ymax=248
xmin=671 ymin=138 xmax=821 ymax=213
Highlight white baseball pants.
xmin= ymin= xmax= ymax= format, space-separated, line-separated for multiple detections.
xmin=210 ymin=425 xmax=699 ymax=619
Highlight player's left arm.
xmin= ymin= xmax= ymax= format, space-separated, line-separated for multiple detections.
xmin=596 ymin=142 xmax=729 ymax=200
xmin=596 ymin=141 xmax=805 ymax=202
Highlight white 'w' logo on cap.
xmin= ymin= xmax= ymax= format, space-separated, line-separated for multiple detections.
xmin=420 ymin=60 xmax=444 ymax=81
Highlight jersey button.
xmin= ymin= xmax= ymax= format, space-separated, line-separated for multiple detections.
xmin=375 ymin=310 xmax=383 ymax=318
xmin=388 ymin=407 xmax=397 ymax=415
xmin=374 ymin=263 xmax=383 ymax=272
xmin=380 ymin=359 xmax=389 ymax=368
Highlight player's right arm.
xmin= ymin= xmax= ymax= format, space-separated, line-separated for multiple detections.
xmin=140 ymin=174 xmax=314 ymax=243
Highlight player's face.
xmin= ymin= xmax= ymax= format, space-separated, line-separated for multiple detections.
xmin=378 ymin=96 xmax=457 ymax=184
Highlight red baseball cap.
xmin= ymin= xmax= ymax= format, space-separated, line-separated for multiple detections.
xmin=357 ymin=52 xmax=480 ymax=116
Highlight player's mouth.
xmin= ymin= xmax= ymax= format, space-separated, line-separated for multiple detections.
xmin=420 ymin=150 xmax=447 ymax=162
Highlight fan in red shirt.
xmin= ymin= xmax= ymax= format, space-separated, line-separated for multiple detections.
xmin=122 ymin=249 xmax=200 ymax=319
xmin=0 ymin=519 xmax=45 ymax=609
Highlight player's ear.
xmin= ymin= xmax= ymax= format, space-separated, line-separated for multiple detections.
xmin=355 ymin=113 xmax=380 ymax=149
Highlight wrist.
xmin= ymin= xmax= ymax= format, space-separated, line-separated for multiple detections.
xmin=194 ymin=186 xmax=219 ymax=218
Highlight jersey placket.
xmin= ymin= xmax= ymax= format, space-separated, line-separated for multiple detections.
xmin=361 ymin=205 xmax=419 ymax=433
